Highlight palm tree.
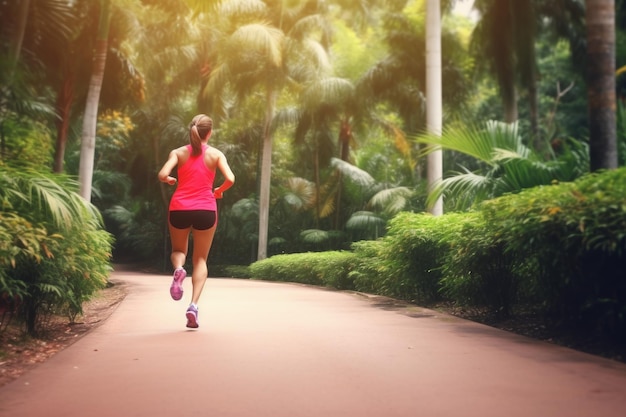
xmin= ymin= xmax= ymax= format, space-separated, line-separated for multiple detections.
xmin=585 ymin=0 xmax=618 ymax=170
xmin=1 ymin=0 xmax=147 ymax=174
xmin=470 ymin=0 xmax=537 ymax=127
xmin=282 ymin=76 xmax=356 ymax=227
xmin=78 ymin=0 xmax=112 ymax=201
xmin=469 ymin=0 xmax=592 ymax=154
xmin=54 ymin=0 xmax=145 ymax=174
xmin=0 ymin=0 xmax=82 ymax=171
xmin=2 ymin=0 xmax=75 ymax=72
xmin=332 ymin=157 xmax=413 ymax=240
xmin=202 ymin=0 xmax=332 ymax=260
xmin=49 ymin=1 xmax=92 ymax=173
xmin=349 ymin=4 xmax=470 ymax=221
xmin=7 ymin=0 xmax=30 ymax=71
xmin=124 ymin=0 xmax=209 ymax=207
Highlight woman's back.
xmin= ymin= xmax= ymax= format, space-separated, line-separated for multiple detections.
xmin=170 ymin=144 xmax=216 ymax=211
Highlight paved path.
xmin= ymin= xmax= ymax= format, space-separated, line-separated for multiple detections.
xmin=1 ymin=268 xmax=626 ymax=417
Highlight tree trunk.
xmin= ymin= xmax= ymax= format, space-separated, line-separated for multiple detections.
xmin=586 ymin=0 xmax=617 ymax=171
xmin=426 ymin=0 xmax=443 ymax=216
xmin=11 ymin=0 xmax=30 ymax=70
xmin=529 ymin=77 xmax=542 ymax=154
xmin=78 ymin=0 xmax=111 ymax=201
xmin=257 ymin=89 xmax=277 ymax=261
xmin=503 ymin=87 xmax=518 ymax=124
xmin=334 ymin=119 xmax=351 ymax=229
xmin=314 ymin=137 xmax=320 ymax=228
xmin=53 ymin=70 xmax=76 ymax=173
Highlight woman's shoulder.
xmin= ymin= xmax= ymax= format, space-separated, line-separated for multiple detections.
xmin=202 ymin=145 xmax=223 ymax=167
xmin=170 ymin=145 xmax=190 ymax=163
xmin=205 ymin=145 xmax=225 ymax=157
xmin=175 ymin=145 xmax=191 ymax=154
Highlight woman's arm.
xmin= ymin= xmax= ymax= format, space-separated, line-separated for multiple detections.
xmin=214 ymin=153 xmax=235 ymax=199
xmin=158 ymin=150 xmax=179 ymax=185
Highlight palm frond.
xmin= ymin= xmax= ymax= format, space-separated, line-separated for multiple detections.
xmin=318 ymin=190 xmax=336 ymax=219
xmin=203 ymin=61 xmax=232 ymax=98
xmin=330 ymin=157 xmax=375 ymax=188
xmin=287 ymin=14 xmax=331 ymax=41
xmin=217 ymin=0 xmax=266 ymax=18
xmin=301 ymin=77 xmax=354 ymax=110
xmin=428 ymin=169 xmax=493 ymax=210
xmin=416 ymin=120 xmax=530 ymax=164
xmin=184 ymin=0 xmax=224 ymax=16
xmin=228 ymin=23 xmax=285 ymax=68
xmin=269 ymin=237 xmax=287 ymax=246
xmin=0 ymin=169 xmax=26 ymax=206
xmin=484 ymin=120 xmax=531 ymax=157
xmin=282 ymin=177 xmax=315 ymax=210
xmin=26 ymin=175 xmax=92 ymax=229
xmin=346 ymin=211 xmax=386 ymax=232
xmin=367 ymin=186 xmax=412 ymax=216
xmin=297 ymin=38 xmax=331 ymax=73
xmin=30 ymin=0 xmax=77 ymax=50
xmin=0 ymin=166 xmax=101 ymax=231
xmin=491 ymin=148 xmax=528 ymax=162
xmin=104 ymin=205 xmax=133 ymax=224
xmin=273 ymin=107 xmax=301 ymax=129
xmin=496 ymin=158 xmax=556 ymax=193
xmin=231 ymin=197 xmax=259 ymax=220
xmin=300 ymin=229 xmax=329 ymax=244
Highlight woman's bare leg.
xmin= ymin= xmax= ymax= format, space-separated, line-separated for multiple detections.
xmin=189 ymin=225 xmax=217 ymax=305
xmin=169 ymin=224 xmax=190 ymax=269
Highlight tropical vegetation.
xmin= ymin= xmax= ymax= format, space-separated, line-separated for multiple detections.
xmin=251 ymin=167 xmax=626 ymax=344
xmin=0 ymin=0 xmax=624 ymax=341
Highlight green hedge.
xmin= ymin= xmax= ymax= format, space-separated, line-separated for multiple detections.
xmin=440 ymin=214 xmax=520 ymax=317
xmin=248 ymin=168 xmax=626 ymax=341
xmin=351 ymin=212 xmax=476 ymax=303
xmin=478 ymin=168 xmax=626 ymax=335
xmin=249 ymin=251 xmax=358 ymax=290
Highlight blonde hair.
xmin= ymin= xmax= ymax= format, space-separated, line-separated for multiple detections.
xmin=189 ymin=114 xmax=213 ymax=156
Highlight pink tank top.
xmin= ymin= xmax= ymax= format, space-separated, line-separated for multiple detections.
xmin=169 ymin=144 xmax=217 ymax=211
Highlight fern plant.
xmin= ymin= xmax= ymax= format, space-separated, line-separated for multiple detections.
xmin=0 ymin=165 xmax=112 ymax=335
xmin=416 ymin=120 xmax=589 ymax=210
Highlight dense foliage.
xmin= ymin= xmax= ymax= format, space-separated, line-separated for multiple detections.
xmin=250 ymin=167 xmax=626 ymax=342
xmin=0 ymin=165 xmax=113 ymax=335
xmin=1 ymin=0 xmax=625 ymax=341
xmin=249 ymin=251 xmax=357 ymax=290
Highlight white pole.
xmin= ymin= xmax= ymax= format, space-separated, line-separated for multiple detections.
xmin=426 ymin=0 xmax=443 ymax=215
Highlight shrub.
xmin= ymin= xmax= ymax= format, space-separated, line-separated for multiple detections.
xmin=249 ymin=251 xmax=357 ymax=290
xmin=350 ymin=239 xmax=392 ymax=296
xmin=250 ymin=168 xmax=626 ymax=343
xmin=382 ymin=212 xmax=476 ymax=304
xmin=440 ymin=216 xmax=520 ymax=317
xmin=216 ymin=265 xmax=252 ymax=278
xmin=0 ymin=165 xmax=113 ymax=335
xmin=480 ymin=167 xmax=626 ymax=339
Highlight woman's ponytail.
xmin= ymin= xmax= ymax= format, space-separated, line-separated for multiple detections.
xmin=189 ymin=114 xmax=213 ymax=156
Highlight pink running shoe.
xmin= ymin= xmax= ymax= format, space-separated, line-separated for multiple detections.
xmin=186 ymin=305 xmax=199 ymax=328
xmin=169 ymin=268 xmax=186 ymax=301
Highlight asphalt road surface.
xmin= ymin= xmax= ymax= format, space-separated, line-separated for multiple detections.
xmin=1 ymin=268 xmax=626 ymax=417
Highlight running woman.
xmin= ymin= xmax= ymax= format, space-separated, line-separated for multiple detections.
xmin=158 ymin=114 xmax=235 ymax=328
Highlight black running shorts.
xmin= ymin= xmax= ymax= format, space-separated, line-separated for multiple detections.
xmin=169 ymin=210 xmax=217 ymax=230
